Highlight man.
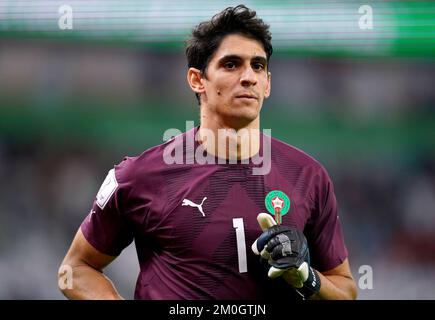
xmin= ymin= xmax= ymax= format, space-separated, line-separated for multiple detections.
xmin=59 ymin=5 xmax=357 ymax=300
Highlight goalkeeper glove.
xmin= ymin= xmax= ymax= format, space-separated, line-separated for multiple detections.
xmin=252 ymin=213 xmax=321 ymax=299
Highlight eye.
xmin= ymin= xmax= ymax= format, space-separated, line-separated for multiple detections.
xmin=252 ymin=62 xmax=265 ymax=71
xmin=224 ymin=61 xmax=237 ymax=69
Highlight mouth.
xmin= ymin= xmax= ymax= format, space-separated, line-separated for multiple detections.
xmin=235 ymin=94 xmax=258 ymax=100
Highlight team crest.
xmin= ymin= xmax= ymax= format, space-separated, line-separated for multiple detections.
xmin=265 ymin=190 xmax=290 ymax=224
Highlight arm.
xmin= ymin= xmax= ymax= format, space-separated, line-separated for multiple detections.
xmin=283 ymin=258 xmax=357 ymax=300
xmin=58 ymin=228 xmax=124 ymax=300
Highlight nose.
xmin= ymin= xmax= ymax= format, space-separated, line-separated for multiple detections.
xmin=240 ymin=66 xmax=257 ymax=87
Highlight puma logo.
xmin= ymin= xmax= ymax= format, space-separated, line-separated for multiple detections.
xmin=182 ymin=197 xmax=207 ymax=217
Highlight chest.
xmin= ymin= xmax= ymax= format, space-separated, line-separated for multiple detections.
xmin=139 ymin=166 xmax=313 ymax=255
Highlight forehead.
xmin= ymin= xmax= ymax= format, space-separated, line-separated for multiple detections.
xmin=210 ymin=34 xmax=267 ymax=62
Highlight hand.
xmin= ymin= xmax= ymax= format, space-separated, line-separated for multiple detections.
xmin=251 ymin=213 xmax=309 ymax=285
xmin=251 ymin=213 xmax=321 ymax=298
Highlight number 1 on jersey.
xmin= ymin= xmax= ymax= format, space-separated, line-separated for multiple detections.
xmin=232 ymin=218 xmax=247 ymax=273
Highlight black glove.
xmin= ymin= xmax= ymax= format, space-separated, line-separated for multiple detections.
xmin=252 ymin=224 xmax=321 ymax=299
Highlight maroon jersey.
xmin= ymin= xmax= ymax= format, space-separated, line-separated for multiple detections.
xmin=81 ymin=127 xmax=348 ymax=300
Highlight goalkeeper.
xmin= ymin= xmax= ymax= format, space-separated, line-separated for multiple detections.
xmin=58 ymin=4 xmax=357 ymax=300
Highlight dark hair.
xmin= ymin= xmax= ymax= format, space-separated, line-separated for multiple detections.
xmin=185 ymin=5 xmax=273 ymax=104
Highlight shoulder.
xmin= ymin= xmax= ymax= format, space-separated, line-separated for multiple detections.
xmin=113 ymin=138 xmax=175 ymax=184
xmin=270 ymin=135 xmax=328 ymax=175
xmin=112 ymin=128 xmax=193 ymax=186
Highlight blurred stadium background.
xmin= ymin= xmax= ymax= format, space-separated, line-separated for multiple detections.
xmin=1 ymin=0 xmax=434 ymax=299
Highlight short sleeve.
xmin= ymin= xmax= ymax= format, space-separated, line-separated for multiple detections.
xmin=305 ymin=166 xmax=348 ymax=272
xmin=81 ymin=163 xmax=134 ymax=256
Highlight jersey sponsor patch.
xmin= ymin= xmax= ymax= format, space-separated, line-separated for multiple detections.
xmin=96 ymin=168 xmax=118 ymax=209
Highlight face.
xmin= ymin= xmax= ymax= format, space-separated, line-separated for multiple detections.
xmin=189 ymin=33 xmax=271 ymax=128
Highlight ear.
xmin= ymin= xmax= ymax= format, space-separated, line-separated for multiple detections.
xmin=187 ymin=67 xmax=205 ymax=95
xmin=264 ymin=71 xmax=271 ymax=98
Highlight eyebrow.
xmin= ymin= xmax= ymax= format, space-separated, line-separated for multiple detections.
xmin=218 ymin=54 xmax=268 ymax=66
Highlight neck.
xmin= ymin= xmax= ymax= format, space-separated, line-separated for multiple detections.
xmin=198 ymin=109 xmax=260 ymax=161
